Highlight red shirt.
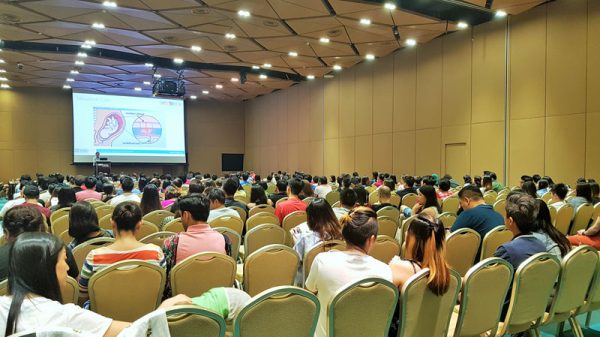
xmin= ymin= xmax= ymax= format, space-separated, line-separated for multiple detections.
xmin=437 ymin=191 xmax=454 ymax=200
xmin=275 ymin=197 xmax=307 ymax=223
xmin=17 ymin=202 xmax=51 ymax=219
xmin=76 ymin=189 xmax=102 ymax=201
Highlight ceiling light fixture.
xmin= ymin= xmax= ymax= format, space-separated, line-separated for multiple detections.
xmin=259 ymin=74 xmax=267 ymax=79
xmin=153 ymin=74 xmax=162 ymax=78
xmin=191 ymin=45 xmax=202 ymax=52
xmin=81 ymin=44 xmax=92 ymax=49
xmin=288 ymin=51 xmax=298 ymax=57
xmin=0 ymin=77 xmax=7 ymax=81
xmin=384 ymin=3 xmax=396 ymax=10
xmin=238 ymin=10 xmax=250 ymax=17
xmin=307 ymin=75 xmax=315 ymax=80
xmin=263 ymin=63 xmax=272 ymax=68
xmin=252 ymin=65 xmax=260 ymax=69
xmin=225 ymin=33 xmax=236 ymax=39
xmin=319 ymin=37 xmax=330 ymax=43
xmin=495 ymin=10 xmax=507 ymax=18
xmin=84 ymin=40 xmax=96 ymax=45
xmin=365 ymin=54 xmax=375 ymax=60
xmin=0 ymin=59 xmax=5 ymax=64
xmin=134 ymin=87 xmax=142 ymax=91
xmin=75 ymin=60 xmax=85 ymax=65
xmin=144 ymin=62 xmax=153 ymax=67
xmin=202 ymin=90 xmax=209 ymax=94
xmin=216 ymin=84 xmax=223 ymax=89
xmin=62 ymin=84 xmax=71 ymax=89
xmin=0 ymin=69 xmax=6 ymax=73
xmin=143 ymin=81 xmax=151 ymax=85
xmin=66 ymin=78 xmax=74 ymax=82
xmin=102 ymin=1 xmax=117 ymax=7
xmin=173 ymin=58 xmax=184 ymax=64
xmin=70 ymin=70 xmax=79 ymax=74
xmin=0 ymin=83 xmax=10 ymax=89
xmin=360 ymin=18 xmax=371 ymax=25
xmin=92 ymin=23 xmax=105 ymax=29
xmin=333 ymin=65 xmax=342 ymax=71
xmin=77 ymin=52 xmax=87 ymax=58
xmin=231 ymin=77 xmax=239 ymax=82
xmin=405 ymin=38 xmax=417 ymax=46
xmin=190 ymin=95 xmax=197 ymax=99
xmin=457 ymin=21 xmax=469 ymax=29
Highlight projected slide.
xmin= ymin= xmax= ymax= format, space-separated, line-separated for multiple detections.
xmin=73 ymin=93 xmax=186 ymax=164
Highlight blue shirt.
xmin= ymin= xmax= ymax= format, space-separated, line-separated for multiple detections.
xmin=451 ymin=204 xmax=504 ymax=240
xmin=494 ymin=234 xmax=546 ymax=271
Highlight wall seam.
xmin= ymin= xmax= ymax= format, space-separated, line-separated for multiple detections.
xmin=504 ymin=16 xmax=510 ymax=186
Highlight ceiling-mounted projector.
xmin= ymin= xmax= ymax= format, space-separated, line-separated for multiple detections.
xmin=153 ymin=78 xmax=185 ymax=97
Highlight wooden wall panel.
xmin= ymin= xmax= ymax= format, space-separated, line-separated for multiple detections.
xmin=339 ymin=136 xmax=355 ymax=174
xmin=310 ymin=140 xmax=324 ymax=175
xmin=589 ymin=0 xmax=600 ymax=114
xmin=355 ymin=135 xmax=373 ymax=175
xmin=545 ymin=114 xmax=586 ymax=183
xmin=471 ymin=122 xmax=505 ymax=181
xmin=296 ymin=85 xmax=311 ymax=143
xmin=324 ymin=77 xmax=340 ymax=139
xmin=416 ymin=38 xmax=443 ymax=130
xmin=393 ymin=131 xmax=415 ymax=176
xmin=287 ymin=142 xmax=300 ymax=173
xmin=308 ymin=81 xmax=324 ymax=141
xmin=393 ymin=49 xmax=416 ymax=132
xmin=546 ymin=0 xmax=587 ymax=116
xmin=586 ymin=113 xmax=600 ymax=179
xmin=441 ymin=125 xmax=470 ymax=177
xmin=442 ymin=29 xmax=472 ymax=127
xmin=324 ymin=138 xmax=340 ymax=176
xmin=373 ymin=57 xmax=394 ymax=134
xmin=372 ymin=133 xmax=393 ymax=173
xmin=415 ymin=128 xmax=441 ymax=175
xmin=509 ymin=118 xmax=545 ymax=186
xmin=286 ymin=87 xmax=299 ymax=143
xmin=354 ymin=64 xmax=373 ymax=136
xmin=339 ymin=69 xmax=356 ymax=137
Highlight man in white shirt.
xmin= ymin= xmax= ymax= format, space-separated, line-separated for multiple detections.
xmin=332 ymin=188 xmax=357 ymax=219
xmin=549 ymin=183 xmax=568 ymax=208
xmin=314 ymin=176 xmax=332 ymax=199
xmin=305 ymin=207 xmax=393 ymax=337
xmin=109 ymin=176 xmax=140 ymax=206
xmin=207 ymin=189 xmax=240 ymax=223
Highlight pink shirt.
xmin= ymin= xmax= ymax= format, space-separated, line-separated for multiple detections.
xmin=161 ymin=199 xmax=176 ymax=209
xmin=76 ymin=189 xmax=102 ymax=201
xmin=275 ymin=198 xmax=307 ymax=224
xmin=173 ymin=224 xmax=226 ymax=264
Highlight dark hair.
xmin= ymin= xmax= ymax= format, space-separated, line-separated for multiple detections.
xmin=102 ymin=183 xmax=114 ymax=195
xmin=120 ymin=176 xmax=134 ymax=192
xmin=576 ymin=182 xmax=593 ymax=203
xmin=208 ymin=188 xmax=226 ymax=204
xmin=591 ymin=182 xmax=599 ymax=197
xmin=551 ymin=183 xmax=569 ymax=200
xmin=521 ymin=175 xmax=533 ymax=183
xmin=22 ymin=184 xmax=40 ymax=199
xmin=250 ymin=185 xmax=268 ymax=205
xmin=532 ymin=200 xmax=571 ymax=257
xmin=340 ymin=207 xmax=378 ymax=248
xmin=505 ymin=192 xmax=537 ymax=234
xmin=521 ymin=181 xmax=538 ymax=198
xmin=439 ymin=179 xmax=450 ymax=192
xmin=172 ymin=178 xmax=183 ymax=188
xmin=474 ymin=176 xmax=482 ymax=187
xmin=68 ymin=201 xmax=100 ymax=239
xmin=301 ymin=180 xmax=314 ymax=198
xmin=306 ymin=198 xmax=342 ymax=241
xmin=418 ymin=185 xmax=441 ymax=213
xmin=3 ymin=207 xmax=44 ymax=240
xmin=482 ymin=176 xmax=493 ymax=189
xmin=189 ymin=183 xmax=204 ymax=194
xmin=288 ymin=178 xmax=303 ymax=195
xmin=463 ymin=175 xmax=472 ymax=184
xmin=318 ymin=176 xmax=327 ymax=185
xmin=57 ymin=186 xmax=76 ymax=209
xmin=179 ymin=194 xmax=210 ymax=222
xmin=457 ymin=185 xmax=483 ymax=200
xmin=378 ymin=186 xmax=392 ymax=199
xmin=537 ymin=179 xmax=549 ymax=191
xmin=140 ymin=184 xmax=162 ymax=215
xmin=405 ymin=215 xmax=450 ymax=296
xmin=532 ymin=174 xmax=541 ymax=183
xmin=340 ymin=188 xmax=357 ymax=208
xmin=84 ymin=176 xmax=96 ymax=189
xmin=6 ymin=233 xmax=64 ymax=335
xmin=223 ymin=178 xmax=239 ymax=197
xmin=353 ymin=186 xmax=368 ymax=206
xmin=276 ymin=180 xmax=288 ymax=193
xmin=112 ymin=202 xmax=142 ymax=232
xmin=403 ymin=176 xmax=415 ymax=188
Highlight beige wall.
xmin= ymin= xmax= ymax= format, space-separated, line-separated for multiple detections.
xmin=244 ymin=0 xmax=600 ymax=187
xmin=0 ymin=87 xmax=244 ymax=181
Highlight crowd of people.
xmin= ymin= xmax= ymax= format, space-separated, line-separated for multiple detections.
xmin=0 ymin=169 xmax=598 ymax=336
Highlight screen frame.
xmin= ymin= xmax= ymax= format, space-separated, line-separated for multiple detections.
xmin=71 ymin=91 xmax=188 ymax=165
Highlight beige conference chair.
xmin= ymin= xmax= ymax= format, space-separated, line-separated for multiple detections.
xmin=445 ymin=228 xmax=481 ymax=277
xmin=209 ymin=216 xmax=244 ymax=236
xmin=303 ymin=240 xmax=346 ymax=285
xmin=94 ymin=205 xmax=114 ymax=220
xmin=213 ymin=227 xmax=241 ymax=262
xmin=98 ymin=214 xmax=113 ymax=231
xmin=248 ymin=204 xmax=276 ymax=217
xmin=50 ymin=214 xmax=69 ymax=235
xmin=140 ymin=231 xmax=176 ymax=248
xmin=71 ymin=237 xmax=115 ymax=271
xmin=553 ymin=204 xmax=575 ymax=235
xmin=368 ymin=190 xmax=380 ymax=205
xmin=493 ymin=199 xmax=507 ymax=218
xmin=243 ymin=244 xmax=299 ymax=296
xmin=0 ymin=279 xmax=7 ymax=296
xmin=246 ymin=212 xmax=279 ymax=231
xmin=574 ymin=250 xmax=600 ymax=330
xmin=243 ymin=224 xmax=286 ymax=258
xmin=134 ymin=220 xmax=159 ymax=240
xmin=437 ymin=212 xmax=457 ymax=229
xmin=166 ymin=305 xmax=226 ymax=337
xmin=142 ymin=210 xmax=174 ymax=228
xmin=163 ymin=218 xmax=185 ymax=233
xmin=442 ymin=197 xmax=460 ymax=214
xmin=480 ymin=226 xmax=513 ymax=260
xmin=50 ymin=207 xmax=70 ymax=224
xmin=376 ymin=206 xmax=400 ymax=222
xmin=61 ymin=276 xmax=80 ymax=304
xmin=376 ymin=216 xmax=399 ymax=238
xmin=569 ymin=203 xmax=594 ymax=235
xmin=282 ymin=211 xmax=307 ymax=246
xmin=170 ymin=252 xmax=236 ymax=297
xmin=369 ymin=235 xmax=401 ymax=264
xmin=58 ymin=229 xmax=74 ymax=245
xmin=401 ymin=193 xmax=417 ymax=208
xmin=229 ymin=205 xmax=247 ymax=225
xmin=325 ymin=191 xmax=340 ymax=207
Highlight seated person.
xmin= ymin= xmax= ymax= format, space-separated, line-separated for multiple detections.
xmin=568 ymin=216 xmax=600 ymax=250
xmin=451 ymin=185 xmax=504 ymax=242
xmin=206 ymin=189 xmax=240 ymax=223
xmin=305 ymin=207 xmax=392 ymax=337
xmin=436 ymin=179 xmax=454 ymax=200
xmin=222 ymin=178 xmax=248 ymax=214
xmin=314 ymin=176 xmax=332 ymax=199
xmin=371 ymin=186 xmax=398 ymax=212
xmin=269 ymin=180 xmax=288 ymax=205
xmin=108 ymin=177 xmax=140 ymax=206
xmin=15 ymin=184 xmax=51 ymax=221
xmin=332 ymin=188 xmax=357 ymax=220
xmin=76 ymin=176 xmax=102 ymax=201
xmin=275 ymin=178 xmax=307 ymax=223
xmin=79 ymin=202 xmax=165 ymax=300
xmin=591 ymin=181 xmax=600 ymax=204
xmin=247 ymin=184 xmax=272 ymax=208
xmin=67 ymin=201 xmax=113 ymax=250
xmin=532 ymin=199 xmax=571 ymax=259
xmin=403 ymin=185 xmax=441 ymax=218
xmin=569 ymin=182 xmax=593 ymax=210
xmin=161 ymin=186 xmax=180 ymax=209
xmin=549 ymin=183 xmax=569 ymax=208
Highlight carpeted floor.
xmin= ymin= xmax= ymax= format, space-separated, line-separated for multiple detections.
xmin=539 ymin=312 xmax=600 ymax=336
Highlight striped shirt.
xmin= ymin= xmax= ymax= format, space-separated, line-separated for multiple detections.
xmin=78 ymin=244 xmax=165 ymax=294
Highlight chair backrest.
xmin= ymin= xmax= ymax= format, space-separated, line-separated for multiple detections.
xmin=368 ymin=191 xmax=380 ymax=205
xmin=213 ymin=227 xmax=241 ymax=262
xmin=331 ymin=201 xmax=341 ymax=208
xmin=376 ymin=206 xmax=400 ymax=221
xmin=442 ymin=197 xmax=460 ymax=214
xmin=246 ymin=212 xmax=279 ymax=231
xmin=94 ymin=204 xmax=114 ymax=219
xmin=545 ymin=245 xmax=599 ymax=324
xmin=493 ymin=199 xmax=507 ymax=218
xmin=140 ymin=231 xmax=176 ymax=248
xmin=376 ymin=216 xmax=399 ymax=238
xmin=134 ymin=220 xmax=160 ymax=240
xmin=303 ymin=240 xmax=346 ymax=283
xmin=483 ymin=193 xmax=496 ymax=205
xmin=541 ymin=191 xmax=553 ymax=203
xmin=480 ymin=226 xmax=513 ymax=260
xmin=61 ymin=276 xmax=79 ymax=304
xmin=554 ymin=204 xmax=575 ymax=235
xmin=401 ymin=193 xmax=417 ymax=208
xmin=50 ymin=207 xmax=70 ymax=223
xmin=570 ymin=203 xmax=594 ymax=235
xmin=98 ymin=213 xmax=112 ymax=230
xmin=399 ymin=215 xmax=417 ymax=249
xmin=0 ymin=279 xmax=7 ymax=296
xmin=71 ymin=237 xmax=115 ymax=271
xmin=249 ymin=204 xmax=276 ymax=217
xmin=142 ymin=210 xmax=175 ymax=228
xmin=170 ymin=252 xmax=236 ymax=297
xmin=163 ymin=218 xmax=185 ymax=233
xmin=229 ymin=205 xmax=247 ymax=224
xmin=328 ymin=277 xmax=398 ymax=337
xmin=89 ymin=200 xmax=105 ymax=208
xmin=244 ymin=244 xmax=300 ymax=296
xmin=209 ymin=216 xmax=244 ymax=235
xmin=549 ymin=205 xmax=558 ymax=224
xmin=166 ymin=305 xmax=226 ymax=337
xmin=397 ymin=269 xmax=461 ymax=337
xmin=244 ymin=224 xmax=286 ymax=257
xmin=446 ymin=228 xmax=481 ymax=276
xmin=51 ymin=214 xmax=69 ymax=235
xmin=499 ymin=253 xmax=560 ymax=336
xmin=58 ymin=229 xmax=74 ymax=244
xmin=437 ymin=212 xmax=457 ymax=229
xmin=593 ymin=202 xmax=600 ymax=222
xmin=282 ymin=211 xmax=308 ymax=246
xmin=88 ymin=260 xmax=166 ymax=322
xmin=576 ymin=251 xmax=600 ymax=316
xmin=389 ymin=194 xmax=401 ymax=207
xmin=369 ymin=235 xmax=401 ymax=263
xmin=233 ymin=286 xmax=320 ymax=337
xmin=266 ymin=183 xmax=276 ymax=194
xmin=325 ymin=191 xmax=340 ymax=206
xmin=275 ymin=197 xmax=289 ymax=207
xmin=302 ymin=197 xmax=315 ymax=206
xmin=452 ymin=258 xmax=513 ymax=337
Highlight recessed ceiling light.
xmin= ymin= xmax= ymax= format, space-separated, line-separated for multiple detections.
xmin=202 ymin=90 xmax=209 ymax=94
xmin=225 ymin=33 xmax=236 ymax=39
xmin=231 ymin=77 xmax=239 ymax=82
xmin=190 ymin=95 xmax=197 ymax=99
xmin=77 ymin=52 xmax=87 ymax=58
xmin=333 ymin=65 xmax=342 ymax=71
xmin=0 ymin=83 xmax=10 ymax=89
xmin=191 ymin=45 xmax=202 ymax=52
xmin=66 ymin=78 xmax=74 ymax=82
xmin=134 ymin=87 xmax=142 ymax=91
xmin=153 ymin=74 xmax=161 ymax=78
xmin=288 ymin=51 xmax=298 ymax=57
xmin=457 ymin=21 xmax=469 ymax=29
xmin=216 ymin=84 xmax=223 ymax=89
xmin=0 ymin=69 xmax=6 ymax=73
xmin=251 ymin=65 xmax=260 ymax=69
xmin=92 ymin=23 xmax=105 ymax=29
xmin=238 ymin=10 xmax=250 ymax=17
xmin=173 ymin=58 xmax=184 ymax=64
xmin=81 ymin=44 xmax=92 ymax=49
xmin=144 ymin=63 xmax=153 ymax=67
xmin=263 ymin=63 xmax=272 ymax=68
xmin=143 ymin=81 xmax=151 ymax=85
xmin=75 ymin=60 xmax=85 ymax=65
xmin=405 ymin=38 xmax=417 ymax=46
xmin=259 ymin=74 xmax=267 ymax=79
xmin=360 ymin=18 xmax=371 ymax=25
xmin=102 ymin=1 xmax=117 ymax=7
xmin=70 ymin=70 xmax=79 ymax=74
xmin=384 ymin=3 xmax=396 ymax=10
xmin=62 ymin=84 xmax=71 ymax=89
xmin=307 ymin=75 xmax=315 ymax=80
xmin=84 ymin=40 xmax=96 ymax=45
xmin=0 ymin=59 xmax=5 ymax=64
xmin=495 ymin=10 xmax=507 ymax=18
xmin=0 ymin=77 xmax=7 ymax=81
xmin=365 ymin=54 xmax=375 ymax=60
xmin=319 ymin=37 xmax=330 ymax=43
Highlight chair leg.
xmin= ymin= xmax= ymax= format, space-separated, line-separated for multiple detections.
xmin=569 ymin=316 xmax=585 ymax=337
xmin=585 ymin=312 xmax=592 ymax=328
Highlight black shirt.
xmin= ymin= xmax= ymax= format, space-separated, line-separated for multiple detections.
xmin=269 ymin=192 xmax=287 ymax=205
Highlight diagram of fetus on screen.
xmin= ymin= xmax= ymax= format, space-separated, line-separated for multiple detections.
xmin=94 ymin=108 xmax=164 ymax=147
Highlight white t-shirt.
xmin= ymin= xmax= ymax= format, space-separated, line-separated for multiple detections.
xmin=332 ymin=207 xmax=350 ymax=220
xmin=0 ymin=198 xmax=25 ymax=217
xmin=305 ymin=251 xmax=393 ymax=337
xmin=207 ymin=207 xmax=241 ymax=223
xmin=109 ymin=192 xmax=141 ymax=206
xmin=314 ymin=184 xmax=332 ymax=199
xmin=0 ymin=296 xmax=112 ymax=335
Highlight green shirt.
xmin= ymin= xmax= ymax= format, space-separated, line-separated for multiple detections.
xmin=192 ymin=287 xmax=229 ymax=318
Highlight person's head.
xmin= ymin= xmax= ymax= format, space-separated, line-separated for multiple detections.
xmin=164 ymin=185 xmax=180 ymax=200
xmin=482 ymin=175 xmax=493 ymax=190
xmin=120 ymin=176 xmax=134 ymax=193
xmin=474 ymin=176 xmax=482 ymax=187
xmin=22 ymin=184 xmax=40 ymax=201
xmin=5 ymin=232 xmax=67 ymax=335
xmin=140 ymin=184 xmax=161 ymax=215
xmin=250 ymin=185 xmax=268 ymax=205
xmin=339 ymin=188 xmax=357 ymax=209
xmin=102 ymin=183 xmax=114 ymax=196
xmin=178 ymin=194 xmax=210 ymax=227
xmin=521 ymin=181 xmax=538 ymax=198
xmin=340 ymin=207 xmax=378 ymax=252
xmin=591 ymin=181 xmax=599 ymax=198
xmin=301 ymin=180 xmax=314 ymax=197
xmin=95 ymin=151 xmax=100 ymax=158
xmin=68 ymin=201 xmax=100 ymax=240
xmin=403 ymin=175 xmax=415 ymax=188
xmin=138 ymin=177 xmax=148 ymax=191
xmin=404 ymin=215 xmax=450 ymax=296
xmin=463 ymin=175 xmax=472 ymax=185
xmin=543 ymin=176 xmax=555 ymax=187
xmin=439 ymin=179 xmax=450 ymax=192
xmin=551 ymin=183 xmax=568 ymax=202
xmin=537 ymin=179 xmax=549 ymax=191
xmin=520 ymin=175 xmax=533 ymax=186
xmin=172 ymin=178 xmax=183 ymax=189
xmin=417 ymin=185 xmax=440 ymax=212
xmin=37 ymin=176 xmax=49 ymax=191
xmin=57 ymin=186 xmax=76 ymax=208
xmin=3 ymin=206 xmax=45 ymax=242
xmin=208 ymin=188 xmax=226 ymax=209
xmin=532 ymin=199 xmax=571 ymax=257
xmin=353 ymin=185 xmax=368 ymax=206
xmin=576 ymin=182 xmax=593 ymax=202
xmin=532 ymin=174 xmax=541 ymax=184
xmin=505 ymin=192 xmax=537 ymax=235
xmin=306 ymin=198 xmax=342 ymax=241
xmin=111 ymin=202 xmax=143 ymax=234
xmin=223 ymin=178 xmax=239 ymax=197
xmin=83 ymin=176 xmax=96 ymax=189
xmin=378 ymin=186 xmax=392 ymax=202
xmin=383 ymin=179 xmax=394 ymax=191
xmin=189 ymin=182 xmax=204 ymax=194
xmin=276 ymin=180 xmax=288 ymax=194
xmin=287 ymin=178 xmax=303 ymax=197
xmin=372 ymin=171 xmax=379 ymax=180
xmin=457 ymin=185 xmax=484 ymax=210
